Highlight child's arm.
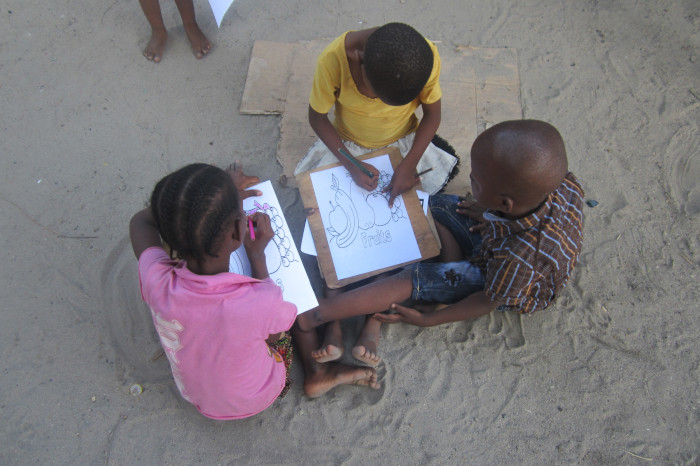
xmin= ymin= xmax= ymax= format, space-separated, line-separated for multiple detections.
xmin=384 ymin=99 xmax=441 ymax=207
xmin=373 ymin=290 xmax=497 ymax=327
xmin=129 ymin=208 xmax=163 ymax=260
xmin=308 ymin=106 xmax=379 ymax=191
xmin=244 ymin=211 xmax=274 ymax=280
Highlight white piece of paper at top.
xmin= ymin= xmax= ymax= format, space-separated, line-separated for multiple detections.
xmin=229 ymin=180 xmax=318 ymax=314
xmin=309 ymin=154 xmax=422 ymax=280
xmin=208 ymin=0 xmax=235 ymax=27
xmin=301 ymin=189 xmax=431 ymax=257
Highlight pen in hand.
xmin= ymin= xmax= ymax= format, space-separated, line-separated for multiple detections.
xmin=338 ymin=148 xmax=375 ymax=178
xmin=248 ymin=216 xmax=256 ymax=240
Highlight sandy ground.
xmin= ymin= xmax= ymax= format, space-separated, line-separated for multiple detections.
xmin=1 ymin=0 xmax=699 ymax=464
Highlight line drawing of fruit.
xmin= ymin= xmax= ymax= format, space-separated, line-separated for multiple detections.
xmin=324 ymin=170 xmax=407 ymax=249
xmin=247 ymin=200 xmax=298 ymax=273
xmin=365 ymin=192 xmax=392 ymax=226
xmin=326 ymin=174 xmax=359 ymax=248
xmin=350 ymin=181 xmax=375 ymax=230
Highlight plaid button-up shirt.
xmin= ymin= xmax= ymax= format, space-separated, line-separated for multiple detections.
xmin=472 ymin=172 xmax=584 ymax=314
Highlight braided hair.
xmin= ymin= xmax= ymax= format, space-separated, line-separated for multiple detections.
xmin=150 ymin=163 xmax=241 ymax=263
xmin=363 ymin=22 xmax=434 ymax=106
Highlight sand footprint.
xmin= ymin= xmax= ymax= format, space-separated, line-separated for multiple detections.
xmin=487 ymin=311 xmax=525 ymax=349
xmin=665 ymin=124 xmax=700 ymax=215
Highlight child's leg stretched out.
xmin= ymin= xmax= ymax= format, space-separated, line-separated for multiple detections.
xmin=291 ymin=323 xmax=380 ymax=398
xmin=297 ymin=271 xmax=414 ymax=331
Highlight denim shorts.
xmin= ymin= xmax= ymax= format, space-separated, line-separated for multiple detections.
xmin=410 ymin=194 xmax=486 ymax=303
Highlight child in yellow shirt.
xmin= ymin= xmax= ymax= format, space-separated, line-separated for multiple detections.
xmin=295 ymin=23 xmax=458 ymax=368
xmin=296 ymin=22 xmax=457 ymax=206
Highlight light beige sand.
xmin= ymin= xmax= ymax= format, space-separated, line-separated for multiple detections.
xmin=1 ymin=1 xmax=698 ymax=464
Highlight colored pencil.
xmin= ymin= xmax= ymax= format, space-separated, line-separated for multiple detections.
xmin=415 ymin=168 xmax=434 ymax=178
xmin=248 ymin=217 xmax=256 ymax=240
xmin=338 ymin=148 xmax=375 ymax=178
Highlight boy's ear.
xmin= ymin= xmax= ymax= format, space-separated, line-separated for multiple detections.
xmin=500 ymin=196 xmax=514 ymax=214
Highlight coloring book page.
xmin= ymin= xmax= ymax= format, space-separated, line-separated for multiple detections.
xmin=229 ymin=180 xmax=318 ymax=314
xmin=300 ymin=189 xmax=430 ymax=257
xmin=309 ymin=154 xmax=422 ymax=280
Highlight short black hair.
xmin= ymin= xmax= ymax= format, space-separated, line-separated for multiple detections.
xmin=363 ymin=22 xmax=434 ymax=106
xmin=150 ymin=163 xmax=240 ymax=263
xmin=475 ymin=120 xmax=568 ymax=206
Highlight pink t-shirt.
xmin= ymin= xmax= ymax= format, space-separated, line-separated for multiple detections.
xmin=138 ymin=247 xmax=297 ymax=420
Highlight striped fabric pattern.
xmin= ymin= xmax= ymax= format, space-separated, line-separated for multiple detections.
xmin=472 ymin=172 xmax=584 ymax=314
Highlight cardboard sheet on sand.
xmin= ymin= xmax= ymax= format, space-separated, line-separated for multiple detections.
xmin=240 ymin=40 xmax=522 ymax=195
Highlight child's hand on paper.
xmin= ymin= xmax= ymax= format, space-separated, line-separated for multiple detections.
xmin=227 ymin=161 xmax=262 ymax=200
xmin=383 ymin=162 xmax=418 ymax=207
xmin=350 ymin=162 xmax=380 ymax=191
xmin=244 ymin=212 xmax=273 ymax=258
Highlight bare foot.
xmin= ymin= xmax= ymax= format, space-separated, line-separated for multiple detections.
xmin=143 ymin=27 xmax=167 ymax=62
xmin=304 ymin=364 xmax=380 ymax=398
xmin=352 ymin=345 xmax=381 ymax=366
xmin=352 ymin=316 xmax=382 ymax=366
xmin=311 ymin=344 xmax=343 ymax=363
xmin=183 ymin=22 xmax=212 ymax=59
xmin=311 ymin=320 xmax=343 ymax=362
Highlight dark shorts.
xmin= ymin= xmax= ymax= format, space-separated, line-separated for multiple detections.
xmin=410 ymin=194 xmax=486 ymax=303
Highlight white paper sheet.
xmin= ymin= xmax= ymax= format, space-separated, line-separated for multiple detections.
xmin=301 ymin=189 xmax=431 ymax=257
xmin=300 ymin=218 xmax=317 ymax=256
xmin=416 ymin=189 xmax=429 ymax=216
xmin=208 ymin=0 xmax=235 ymax=27
xmin=229 ymin=180 xmax=318 ymax=314
xmin=309 ymin=154 xmax=422 ymax=279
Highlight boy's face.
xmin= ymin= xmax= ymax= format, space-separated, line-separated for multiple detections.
xmin=469 ymin=146 xmax=504 ymax=213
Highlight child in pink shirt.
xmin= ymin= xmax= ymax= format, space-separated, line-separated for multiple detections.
xmin=130 ymin=163 xmax=378 ymax=419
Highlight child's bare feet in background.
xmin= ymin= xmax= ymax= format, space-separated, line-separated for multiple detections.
xmin=183 ymin=22 xmax=212 ymax=58
xmin=143 ymin=27 xmax=167 ymax=62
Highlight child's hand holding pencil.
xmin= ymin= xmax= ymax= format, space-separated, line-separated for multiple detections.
xmin=337 ymin=147 xmax=379 ymax=191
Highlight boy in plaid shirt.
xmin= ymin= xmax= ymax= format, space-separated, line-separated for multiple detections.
xmin=298 ymin=120 xmax=584 ymax=341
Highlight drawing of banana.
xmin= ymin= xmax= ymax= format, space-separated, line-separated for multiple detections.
xmin=327 ymin=174 xmax=359 ymax=248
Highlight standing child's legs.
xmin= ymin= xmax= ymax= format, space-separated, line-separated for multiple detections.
xmin=139 ymin=0 xmax=168 ymax=62
xmin=291 ymin=323 xmax=380 ymax=398
xmin=138 ymin=0 xmax=212 ymax=61
xmin=173 ymin=0 xmax=212 ymax=59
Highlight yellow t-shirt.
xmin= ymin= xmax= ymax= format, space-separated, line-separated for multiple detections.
xmin=309 ymin=31 xmax=442 ymax=149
